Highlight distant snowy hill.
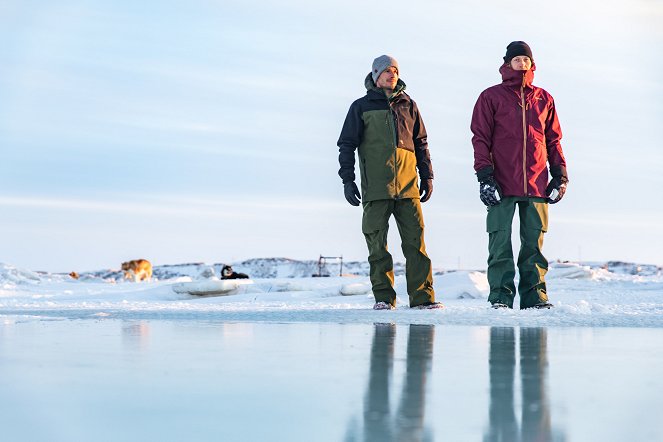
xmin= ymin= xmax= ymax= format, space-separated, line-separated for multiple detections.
xmin=68 ymin=257 xmax=405 ymax=282
xmin=1 ymin=258 xmax=660 ymax=284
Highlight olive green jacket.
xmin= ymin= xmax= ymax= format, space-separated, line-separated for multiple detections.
xmin=337 ymin=74 xmax=433 ymax=202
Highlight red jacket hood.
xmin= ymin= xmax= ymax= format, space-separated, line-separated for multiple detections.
xmin=499 ymin=63 xmax=536 ymax=90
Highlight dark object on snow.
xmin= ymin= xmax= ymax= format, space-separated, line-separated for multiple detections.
xmin=313 ymin=255 xmax=343 ymax=277
xmin=220 ymin=265 xmax=249 ymax=280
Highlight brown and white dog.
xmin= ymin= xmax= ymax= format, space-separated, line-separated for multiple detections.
xmin=121 ymin=259 xmax=153 ymax=282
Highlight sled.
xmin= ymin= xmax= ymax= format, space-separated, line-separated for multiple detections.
xmin=171 ymin=279 xmax=253 ymax=296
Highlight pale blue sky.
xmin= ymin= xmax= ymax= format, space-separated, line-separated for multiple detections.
xmin=1 ymin=0 xmax=662 ymax=272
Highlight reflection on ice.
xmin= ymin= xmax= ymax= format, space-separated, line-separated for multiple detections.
xmin=1 ymin=318 xmax=662 ymax=441
xmin=353 ymin=324 xmax=434 ymax=442
xmin=485 ymin=328 xmax=565 ymax=442
xmin=121 ymin=321 xmax=151 ymax=351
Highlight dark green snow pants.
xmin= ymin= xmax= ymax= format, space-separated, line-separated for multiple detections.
xmin=362 ymin=198 xmax=435 ymax=308
xmin=486 ymin=197 xmax=549 ymax=309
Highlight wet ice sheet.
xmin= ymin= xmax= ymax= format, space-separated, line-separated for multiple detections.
xmin=1 ymin=318 xmax=662 ymax=441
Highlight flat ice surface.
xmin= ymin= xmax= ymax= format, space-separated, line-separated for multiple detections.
xmin=1 ymin=318 xmax=662 ymax=442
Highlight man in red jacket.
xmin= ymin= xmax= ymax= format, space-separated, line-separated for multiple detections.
xmin=471 ymin=41 xmax=568 ymax=310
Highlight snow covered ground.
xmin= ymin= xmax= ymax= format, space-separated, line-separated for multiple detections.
xmin=2 ymin=259 xmax=662 ymax=327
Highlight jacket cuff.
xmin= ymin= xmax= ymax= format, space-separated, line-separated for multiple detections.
xmin=550 ymin=165 xmax=568 ymax=181
xmin=339 ymin=169 xmax=355 ymax=184
xmin=476 ymin=166 xmax=494 ymax=182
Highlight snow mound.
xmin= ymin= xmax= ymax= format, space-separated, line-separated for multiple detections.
xmin=340 ymin=282 xmax=372 ymax=296
xmin=0 ymin=263 xmax=41 ymax=285
xmin=172 ymin=279 xmax=253 ymax=296
xmin=437 ymin=271 xmax=488 ymax=299
xmin=547 ymin=262 xmax=594 ymax=279
xmin=197 ymin=266 xmax=217 ymax=279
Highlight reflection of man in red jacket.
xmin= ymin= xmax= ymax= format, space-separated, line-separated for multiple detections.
xmin=471 ymin=41 xmax=568 ymax=310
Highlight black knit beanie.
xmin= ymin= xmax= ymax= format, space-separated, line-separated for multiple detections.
xmin=503 ymin=41 xmax=533 ymax=63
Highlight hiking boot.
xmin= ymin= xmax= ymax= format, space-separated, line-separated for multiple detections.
xmin=491 ymin=302 xmax=510 ymax=309
xmin=524 ymin=302 xmax=554 ymax=310
xmin=411 ymin=301 xmax=444 ymax=310
xmin=373 ymin=302 xmax=395 ymax=310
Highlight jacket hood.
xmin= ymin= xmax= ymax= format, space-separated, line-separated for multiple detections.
xmin=499 ymin=63 xmax=536 ymax=89
xmin=364 ymin=72 xmax=406 ymax=99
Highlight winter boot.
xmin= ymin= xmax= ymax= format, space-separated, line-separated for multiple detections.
xmin=491 ymin=302 xmax=510 ymax=309
xmin=373 ymin=302 xmax=395 ymax=310
xmin=411 ymin=301 xmax=444 ymax=310
xmin=524 ymin=302 xmax=553 ymax=310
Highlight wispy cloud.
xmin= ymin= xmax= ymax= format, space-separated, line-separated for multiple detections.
xmin=0 ymin=194 xmax=343 ymax=217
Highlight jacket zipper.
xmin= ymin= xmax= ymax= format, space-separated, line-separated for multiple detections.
xmin=520 ymin=76 xmax=527 ymax=195
xmin=386 ymin=98 xmax=398 ymax=198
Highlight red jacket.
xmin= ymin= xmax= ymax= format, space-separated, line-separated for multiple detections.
xmin=471 ymin=64 xmax=566 ymax=198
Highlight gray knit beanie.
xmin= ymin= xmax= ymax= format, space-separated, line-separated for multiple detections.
xmin=371 ymin=55 xmax=399 ymax=84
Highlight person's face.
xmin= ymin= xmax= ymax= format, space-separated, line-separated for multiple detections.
xmin=510 ymin=55 xmax=532 ymax=71
xmin=376 ymin=66 xmax=398 ymax=89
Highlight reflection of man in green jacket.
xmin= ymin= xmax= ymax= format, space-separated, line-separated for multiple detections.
xmin=337 ymin=55 xmax=442 ymax=310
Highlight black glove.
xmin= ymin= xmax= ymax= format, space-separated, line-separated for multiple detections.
xmin=476 ymin=167 xmax=501 ymax=206
xmin=419 ymin=179 xmax=433 ymax=203
xmin=546 ymin=165 xmax=568 ymax=204
xmin=343 ymin=182 xmax=361 ymax=206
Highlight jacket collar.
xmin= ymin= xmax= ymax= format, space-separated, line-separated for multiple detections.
xmin=499 ymin=63 xmax=536 ymax=90
xmin=364 ymin=73 xmax=407 ymax=101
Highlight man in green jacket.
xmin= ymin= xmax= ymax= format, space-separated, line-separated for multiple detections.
xmin=337 ymin=55 xmax=442 ymax=310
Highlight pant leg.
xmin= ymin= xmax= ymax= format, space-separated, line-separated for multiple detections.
xmin=517 ymin=198 xmax=549 ymax=309
xmin=486 ymin=197 xmax=517 ymax=307
xmin=362 ymin=200 xmax=397 ymax=305
xmin=393 ymin=198 xmax=434 ymax=307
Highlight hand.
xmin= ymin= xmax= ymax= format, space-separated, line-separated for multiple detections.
xmin=546 ymin=178 xmax=567 ymax=204
xmin=546 ymin=165 xmax=568 ymax=204
xmin=476 ymin=166 xmax=501 ymax=207
xmin=343 ymin=182 xmax=361 ymax=206
xmin=479 ymin=177 xmax=502 ymax=206
xmin=419 ymin=179 xmax=433 ymax=203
